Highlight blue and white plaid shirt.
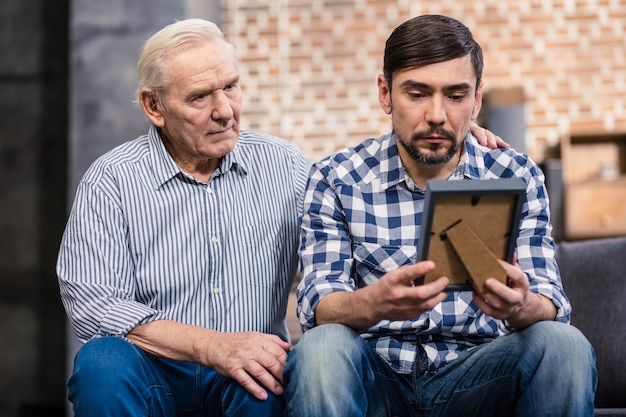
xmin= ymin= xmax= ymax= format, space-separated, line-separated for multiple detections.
xmin=297 ymin=131 xmax=571 ymax=374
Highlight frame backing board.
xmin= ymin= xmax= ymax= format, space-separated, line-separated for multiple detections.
xmin=416 ymin=178 xmax=526 ymax=291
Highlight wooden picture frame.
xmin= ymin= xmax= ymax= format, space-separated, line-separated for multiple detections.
xmin=416 ymin=178 xmax=526 ymax=292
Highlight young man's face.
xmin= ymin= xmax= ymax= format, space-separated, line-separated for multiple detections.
xmin=378 ymin=55 xmax=482 ymax=167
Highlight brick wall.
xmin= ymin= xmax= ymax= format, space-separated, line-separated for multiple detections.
xmin=221 ymin=0 xmax=626 ymax=163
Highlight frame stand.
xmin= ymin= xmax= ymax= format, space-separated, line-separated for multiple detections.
xmin=442 ymin=219 xmax=508 ymax=293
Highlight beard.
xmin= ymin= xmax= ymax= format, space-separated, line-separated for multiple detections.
xmin=396 ymin=126 xmax=460 ymax=166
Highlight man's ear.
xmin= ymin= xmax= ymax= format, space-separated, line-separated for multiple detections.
xmin=377 ymin=74 xmax=392 ymax=115
xmin=139 ymin=88 xmax=165 ymax=127
xmin=471 ymin=81 xmax=484 ymax=120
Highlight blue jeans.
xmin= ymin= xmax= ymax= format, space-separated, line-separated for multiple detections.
xmin=68 ymin=336 xmax=285 ymax=417
xmin=284 ymin=321 xmax=596 ymax=417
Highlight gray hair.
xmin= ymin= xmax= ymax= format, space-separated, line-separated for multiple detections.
xmin=135 ymin=18 xmax=238 ymax=102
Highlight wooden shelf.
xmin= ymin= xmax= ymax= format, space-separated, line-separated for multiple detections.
xmin=561 ymin=133 xmax=626 ymax=240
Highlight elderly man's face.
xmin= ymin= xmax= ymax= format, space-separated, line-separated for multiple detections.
xmin=147 ymin=39 xmax=243 ymax=176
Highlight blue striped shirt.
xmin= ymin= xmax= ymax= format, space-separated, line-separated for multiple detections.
xmin=297 ymin=131 xmax=571 ymax=374
xmin=57 ymin=125 xmax=311 ymax=344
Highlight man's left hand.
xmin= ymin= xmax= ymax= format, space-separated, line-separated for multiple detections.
xmin=472 ymin=260 xmax=557 ymax=329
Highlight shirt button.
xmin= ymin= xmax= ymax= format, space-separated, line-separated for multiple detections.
xmin=206 ymin=187 xmax=213 ymax=194
xmin=211 ymin=236 xmax=218 ymax=243
xmin=212 ymin=287 xmax=221 ymax=294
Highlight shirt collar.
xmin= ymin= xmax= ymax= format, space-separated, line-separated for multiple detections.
xmin=147 ymin=125 xmax=247 ymax=189
xmin=452 ymin=132 xmax=490 ymax=180
xmin=221 ymin=141 xmax=248 ymax=177
xmin=377 ymin=131 xmax=411 ymax=190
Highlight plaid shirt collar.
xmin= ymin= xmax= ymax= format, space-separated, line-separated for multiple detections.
xmin=377 ymin=131 xmax=488 ymax=190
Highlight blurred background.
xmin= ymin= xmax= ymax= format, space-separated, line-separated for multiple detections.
xmin=1 ymin=0 xmax=625 ymax=415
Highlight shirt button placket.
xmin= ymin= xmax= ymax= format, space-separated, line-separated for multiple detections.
xmin=205 ymin=183 xmax=220 ymax=328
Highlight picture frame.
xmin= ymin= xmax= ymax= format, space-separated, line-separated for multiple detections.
xmin=416 ymin=178 xmax=526 ymax=292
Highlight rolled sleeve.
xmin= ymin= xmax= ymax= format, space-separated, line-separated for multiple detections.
xmin=297 ymin=166 xmax=356 ymax=331
xmin=515 ymin=164 xmax=572 ymax=324
xmin=57 ymin=180 xmax=163 ymax=342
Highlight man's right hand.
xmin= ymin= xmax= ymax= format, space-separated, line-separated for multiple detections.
xmin=314 ymin=261 xmax=449 ymax=331
xmin=367 ymin=261 xmax=450 ymax=323
xmin=205 ymin=331 xmax=291 ymax=400
xmin=127 ymin=320 xmax=290 ymax=401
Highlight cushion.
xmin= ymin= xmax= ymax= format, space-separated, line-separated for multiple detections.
xmin=556 ymin=237 xmax=626 ymax=409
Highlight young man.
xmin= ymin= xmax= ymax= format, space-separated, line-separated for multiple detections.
xmin=285 ymin=14 xmax=596 ymax=417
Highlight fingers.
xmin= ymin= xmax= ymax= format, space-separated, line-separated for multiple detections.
xmin=391 ymin=261 xmax=450 ymax=299
xmin=234 ymin=346 xmax=287 ymax=400
xmin=482 ymin=131 xmax=508 ymax=149
xmin=391 ymin=260 xmax=436 ymax=286
xmin=491 ymin=133 xmax=509 ymax=149
xmin=214 ymin=333 xmax=290 ymax=400
xmin=469 ymin=123 xmax=510 ymax=149
xmin=496 ymin=260 xmax=528 ymax=291
xmin=261 ymin=339 xmax=290 ymax=383
xmin=415 ymin=279 xmax=450 ymax=309
xmin=472 ymin=292 xmax=493 ymax=314
xmin=497 ymin=135 xmax=510 ymax=147
xmin=474 ymin=261 xmax=529 ymax=319
xmin=232 ymin=367 xmax=273 ymax=401
xmin=474 ymin=282 xmax=516 ymax=319
xmin=373 ymin=262 xmax=449 ymax=321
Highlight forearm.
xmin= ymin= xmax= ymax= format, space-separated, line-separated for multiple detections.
xmin=313 ymin=264 xmax=449 ymax=331
xmin=127 ymin=319 xmax=292 ymax=401
xmin=507 ymin=292 xmax=557 ymax=330
xmin=126 ymin=319 xmax=217 ymax=364
xmin=513 ymin=165 xmax=571 ymax=323
xmin=315 ymin=289 xmax=380 ymax=332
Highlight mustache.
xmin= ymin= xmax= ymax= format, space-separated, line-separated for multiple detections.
xmin=411 ymin=126 xmax=456 ymax=141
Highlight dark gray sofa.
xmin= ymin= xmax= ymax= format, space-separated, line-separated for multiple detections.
xmin=556 ymin=236 xmax=626 ymax=416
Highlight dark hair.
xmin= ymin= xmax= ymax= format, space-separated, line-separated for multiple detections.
xmin=383 ymin=15 xmax=483 ymax=91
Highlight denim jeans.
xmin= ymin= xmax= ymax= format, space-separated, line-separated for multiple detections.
xmin=284 ymin=321 xmax=596 ymax=417
xmin=68 ymin=336 xmax=285 ymax=417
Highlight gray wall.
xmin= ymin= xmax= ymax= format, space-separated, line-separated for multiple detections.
xmin=0 ymin=0 xmax=68 ymax=415
xmin=0 ymin=1 xmax=219 ymax=416
xmin=483 ymin=86 xmax=527 ymax=155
